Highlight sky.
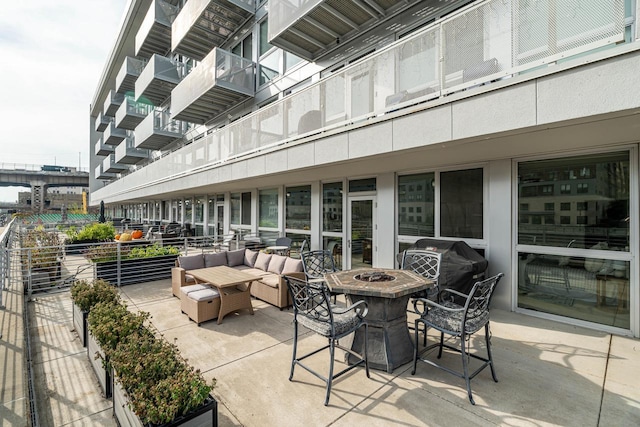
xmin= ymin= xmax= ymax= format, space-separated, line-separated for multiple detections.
xmin=0 ymin=0 xmax=129 ymax=202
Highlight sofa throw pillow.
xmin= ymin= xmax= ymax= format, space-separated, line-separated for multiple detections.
xmin=244 ymin=249 xmax=259 ymax=267
xmin=267 ymin=255 xmax=287 ymax=274
xmin=254 ymin=252 xmax=272 ymax=271
xmin=226 ymin=249 xmax=245 ymax=267
xmin=204 ymin=252 xmax=227 ymax=268
xmin=282 ymin=258 xmax=303 ymax=274
xmin=178 ymin=255 xmax=204 ymax=270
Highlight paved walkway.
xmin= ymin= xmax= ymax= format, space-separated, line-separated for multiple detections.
xmin=2 ymin=276 xmax=640 ymax=426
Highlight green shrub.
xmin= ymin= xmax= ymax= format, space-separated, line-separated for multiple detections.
xmin=70 ymin=279 xmax=120 ymax=312
xmin=67 ymin=222 xmax=115 ymax=243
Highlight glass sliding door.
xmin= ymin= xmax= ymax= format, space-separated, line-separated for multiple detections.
xmin=517 ymin=151 xmax=631 ymax=330
xmin=347 ymin=196 xmax=376 ymax=269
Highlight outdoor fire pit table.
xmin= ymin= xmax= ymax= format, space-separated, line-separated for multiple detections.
xmin=326 ymin=268 xmax=431 ymax=373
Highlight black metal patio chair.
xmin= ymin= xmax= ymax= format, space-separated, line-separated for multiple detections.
xmin=300 ymin=249 xmax=341 ymax=302
xmin=411 ymin=273 xmax=504 ymax=405
xmin=284 ymin=275 xmax=370 ymax=406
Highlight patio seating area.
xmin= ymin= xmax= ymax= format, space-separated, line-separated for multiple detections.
xmin=4 ymin=275 xmax=639 ymax=426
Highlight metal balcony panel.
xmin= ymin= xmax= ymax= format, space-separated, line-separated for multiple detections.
xmin=115 ymin=139 xmax=149 ymax=164
xmin=95 ymin=138 xmax=113 ymax=156
xmin=269 ymin=0 xmax=431 ymax=61
xmin=95 ymin=164 xmax=116 ymax=180
xmin=172 ymin=0 xmax=255 ymax=61
xmin=103 ymin=90 xmax=125 ymax=117
xmin=95 ymin=112 xmax=112 ymax=132
xmin=103 ymin=155 xmax=128 ymax=174
xmin=135 ymin=0 xmax=178 ymax=58
xmin=115 ymin=57 xmax=146 ymax=95
xmin=115 ymin=97 xmax=151 ymax=130
xmin=103 ymin=122 xmax=127 ymax=146
xmin=172 ymin=48 xmax=254 ymax=124
xmin=134 ymin=111 xmax=185 ymax=150
xmin=135 ymin=54 xmax=183 ymax=107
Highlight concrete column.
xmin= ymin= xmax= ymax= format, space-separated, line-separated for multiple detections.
xmin=30 ymin=181 xmax=47 ymax=213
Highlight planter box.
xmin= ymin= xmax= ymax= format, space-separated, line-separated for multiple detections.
xmin=87 ymin=331 xmax=112 ymax=398
xmin=113 ymin=379 xmax=217 ymax=427
xmin=65 ymin=240 xmax=100 ymax=255
xmin=73 ymin=302 xmax=88 ymax=347
xmin=95 ymin=254 xmax=179 ymax=286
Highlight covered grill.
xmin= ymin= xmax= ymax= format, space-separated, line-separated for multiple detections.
xmin=402 ymin=238 xmax=488 ymax=296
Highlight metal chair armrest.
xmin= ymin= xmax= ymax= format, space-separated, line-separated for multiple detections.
xmin=413 ymin=297 xmax=464 ymax=316
xmin=333 ymin=299 xmax=369 ymax=319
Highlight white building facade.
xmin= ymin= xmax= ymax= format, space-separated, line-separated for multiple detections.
xmin=89 ymin=0 xmax=640 ymax=337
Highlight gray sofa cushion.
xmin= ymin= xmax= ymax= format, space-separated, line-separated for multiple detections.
xmin=244 ymin=249 xmax=259 ymax=267
xmin=267 ymin=255 xmax=287 ymax=274
xmin=227 ymin=249 xmax=245 ymax=267
xmin=204 ymin=252 xmax=227 ymax=267
xmin=255 ymin=252 xmax=272 ymax=271
xmin=179 ymin=255 xmax=205 ymax=270
xmin=282 ymin=258 xmax=303 ymax=274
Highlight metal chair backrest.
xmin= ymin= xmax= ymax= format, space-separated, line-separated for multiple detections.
xmin=401 ymin=249 xmax=441 ymax=282
xmin=300 ymin=249 xmax=338 ymax=279
xmin=275 ymin=237 xmax=292 ymax=247
xmin=285 ymin=275 xmax=333 ymax=328
xmin=456 ymin=273 xmax=503 ymax=323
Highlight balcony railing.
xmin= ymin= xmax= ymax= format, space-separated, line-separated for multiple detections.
xmin=135 ymin=54 xmax=185 ymax=107
xmin=116 ymin=57 xmax=147 ymax=94
xmin=95 ymin=137 xmax=113 ymax=156
xmin=106 ymin=0 xmax=628 ymax=185
xmin=94 ymin=112 xmax=112 ymax=133
xmin=135 ymin=110 xmax=192 ymax=150
xmin=115 ymin=134 xmax=149 ymax=164
xmin=171 ymin=47 xmax=255 ymax=124
xmin=103 ymin=122 xmax=127 ymax=146
xmin=172 ymin=0 xmax=255 ymax=61
xmin=104 ymin=90 xmax=125 ymax=117
xmin=115 ymin=96 xmax=153 ymax=130
xmin=103 ymin=154 xmax=128 ymax=174
xmin=135 ymin=0 xmax=179 ymax=58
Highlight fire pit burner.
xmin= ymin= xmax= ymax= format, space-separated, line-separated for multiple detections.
xmin=354 ymin=271 xmax=396 ymax=282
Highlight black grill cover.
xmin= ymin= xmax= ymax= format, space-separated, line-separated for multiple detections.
xmin=405 ymin=238 xmax=488 ymax=296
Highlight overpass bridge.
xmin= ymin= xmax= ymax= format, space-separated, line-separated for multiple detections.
xmin=0 ymin=163 xmax=89 ymax=213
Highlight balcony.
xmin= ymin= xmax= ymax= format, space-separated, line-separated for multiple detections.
xmin=103 ymin=90 xmax=125 ymax=117
xmin=115 ymin=135 xmax=149 ymax=164
xmin=135 ymin=54 xmax=184 ymax=107
xmin=115 ymin=96 xmax=152 ymax=130
xmin=94 ymin=112 xmax=112 ymax=132
xmin=268 ymin=0 xmax=423 ymax=62
xmin=95 ymin=137 xmax=113 ymax=156
xmin=135 ymin=110 xmax=190 ymax=150
xmin=135 ymin=0 xmax=179 ymax=59
xmin=115 ymin=57 xmax=146 ymax=95
xmin=172 ymin=48 xmax=255 ymax=124
xmin=172 ymin=0 xmax=255 ymax=61
xmin=103 ymin=154 xmax=128 ymax=174
xmin=95 ymin=164 xmax=116 ymax=180
xmin=103 ymin=122 xmax=127 ymax=146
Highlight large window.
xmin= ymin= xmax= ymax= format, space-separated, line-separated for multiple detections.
xmin=517 ymin=151 xmax=630 ymax=330
xmin=398 ymin=173 xmax=434 ymax=237
xmin=259 ymin=188 xmax=278 ymax=228
xmin=259 ymin=19 xmax=280 ymax=86
xmin=286 ymin=185 xmax=311 ymax=230
xmin=323 ymin=182 xmax=343 ymax=232
xmin=440 ymin=168 xmax=483 ymax=239
xmin=231 ymin=192 xmax=252 ymax=226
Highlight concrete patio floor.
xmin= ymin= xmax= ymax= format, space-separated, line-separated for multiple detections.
xmin=3 ymin=277 xmax=640 ymax=426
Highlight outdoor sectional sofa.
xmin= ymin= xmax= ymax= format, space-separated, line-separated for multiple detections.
xmin=172 ymin=248 xmax=303 ymax=309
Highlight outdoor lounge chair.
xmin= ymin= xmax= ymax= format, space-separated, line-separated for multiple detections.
xmin=284 ymin=275 xmax=370 ymax=406
xmin=411 ymin=273 xmax=503 ymax=405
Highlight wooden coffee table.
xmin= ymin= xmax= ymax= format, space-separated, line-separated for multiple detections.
xmin=188 ymin=266 xmax=258 ymax=324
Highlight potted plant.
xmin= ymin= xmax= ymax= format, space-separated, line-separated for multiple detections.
xmin=86 ymin=243 xmax=181 ymax=286
xmin=65 ymin=222 xmax=116 ymax=254
xmin=70 ymin=279 xmax=120 ymax=347
xmin=88 ymin=300 xmax=217 ymax=426
xmin=87 ymin=300 xmax=147 ymax=398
